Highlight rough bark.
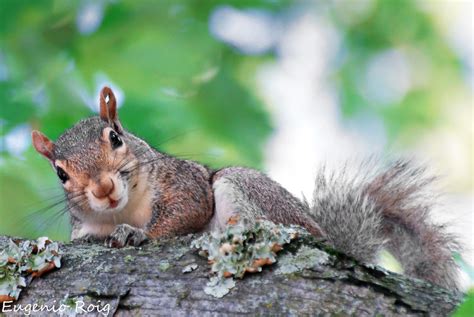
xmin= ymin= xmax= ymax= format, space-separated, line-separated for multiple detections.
xmin=0 ymin=235 xmax=462 ymax=316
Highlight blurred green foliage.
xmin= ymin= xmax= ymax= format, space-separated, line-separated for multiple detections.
xmin=331 ymin=0 xmax=465 ymax=142
xmin=454 ymin=289 xmax=474 ymax=317
xmin=0 ymin=0 xmax=466 ymax=243
xmin=0 ymin=0 xmax=285 ymax=240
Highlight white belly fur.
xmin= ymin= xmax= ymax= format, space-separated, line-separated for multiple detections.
xmin=207 ymin=177 xmax=262 ymax=232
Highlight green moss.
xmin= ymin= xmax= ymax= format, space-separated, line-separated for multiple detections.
xmin=60 ymin=295 xmax=84 ymax=315
xmin=176 ymin=289 xmax=191 ymax=307
xmin=124 ymin=255 xmax=135 ymax=263
xmin=158 ymin=260 xmax=171 ymax=272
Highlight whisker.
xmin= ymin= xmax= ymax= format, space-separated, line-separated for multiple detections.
xmin=171 ymin=152 xmax=222 ymax=161
xmin=21 ymin=192 xmax=67 ymax=210
xmin=37 ymin=186 xmax=63 ymax=194
xmin=153 ymin=128 xmax=200 ymax=148
xmin=27 ymin=194 xmax=88 ymax=234
xmin=115 ymin=146 xmax=151 ymax=172
xmin=121 ymin=156 xmax=169 ymax=174
xmin=19 ymin=191 xmax=84 ymax=229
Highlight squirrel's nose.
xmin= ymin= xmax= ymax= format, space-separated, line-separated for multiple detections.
xmin=92 ymin=178 xmax=115 ymax=199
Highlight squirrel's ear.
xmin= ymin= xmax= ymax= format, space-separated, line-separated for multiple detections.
xmin=31 ymin=130 xmax=55 ymax=162
xmin=99 ymin=86 xmax=123 ymax=133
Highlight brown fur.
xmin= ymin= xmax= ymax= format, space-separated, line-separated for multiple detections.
xmin=99 ymin=86 xmax=123 ymax=133
xmin=146 ymin=157 xmax=214 ymax=237
xmin=212 ymin=167 xmax=325 ymax=237
xmin=31 ymin=87 xmax=460 ymax=290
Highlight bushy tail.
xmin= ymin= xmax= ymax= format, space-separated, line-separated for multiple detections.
xmin=309 ymin=159 xmax=460 ymax=290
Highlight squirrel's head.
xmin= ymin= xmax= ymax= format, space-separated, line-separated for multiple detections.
xmin=31 ymin=87 xmax=141 ymax=217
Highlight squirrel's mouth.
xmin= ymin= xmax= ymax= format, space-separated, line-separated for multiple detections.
xmin=109 ymin=198 xmax=119 ymax=209
xmin=103 ymin=195 xmax=128 ymax=212
xmin=86 ymin=194 xmax=128 ymax=214
xmin=85 ymin=177 xmax=129 ymax=213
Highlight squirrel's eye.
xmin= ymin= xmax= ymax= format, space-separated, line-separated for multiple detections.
xmin=56 ymin=167 xmax=69 ymax=184
xmin=109 ymin=130 xmax=123 ymax=149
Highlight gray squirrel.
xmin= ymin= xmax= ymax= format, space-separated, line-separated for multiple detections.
xmin=31 ymin=86 xmax=460 ymax=290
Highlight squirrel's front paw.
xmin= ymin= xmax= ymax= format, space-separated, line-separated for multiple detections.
xmin=105 ymin=224 xmax=148 ymax=248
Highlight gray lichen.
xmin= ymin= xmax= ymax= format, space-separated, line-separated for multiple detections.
xmin=0 ymin=237 xmax=62 ymax=301
xmin=276 ymin=246 xmax=330 ymax=275
xmin=204 ymin=276 xmax=236 ymax=298
xmin=192 ymin=219 xmax=318 ymax=298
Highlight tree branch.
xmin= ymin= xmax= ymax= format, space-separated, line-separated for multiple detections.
xmin=0 ymin=235 xmax=462 ymax=316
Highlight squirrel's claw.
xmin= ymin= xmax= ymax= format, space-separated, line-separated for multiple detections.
xmin=105 ymin=224 xmax=148 ymax=248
